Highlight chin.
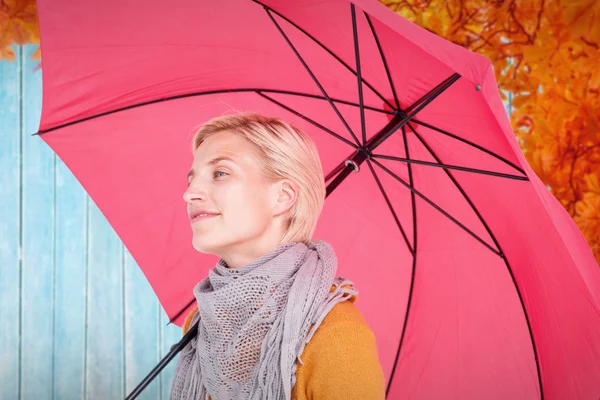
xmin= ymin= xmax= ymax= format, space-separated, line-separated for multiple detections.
xmin=192 ymin=240 xmax=215 ymax=255
xmin=192 ymin=235 xmax=225 ymax=256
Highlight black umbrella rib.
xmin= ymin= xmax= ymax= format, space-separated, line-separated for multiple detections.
xmin=168 ymin=298 xmax=197 ymax=326
xmin=364 ymin=12 xmax=400 ymax=110
xmin=33 ymin=88 xmax=391 ymax=136
xmin=256 ymin=91 xmax=358 ymax=149
xmin=410 ymin=118 xmax=528 ymax=176
xmin=405 ymin=73 xmax=460 ymax=115
xmin=351 ymin=4 xmax=367 ymax=146
xmin=370 ymin=158 xmax=501 ymax=256
xmin=262 ymin=89 xmax=394 ymax=115
xmin=385 ymin=126 xmax=418 ymax=396
xmin=365 ymin=160 xmax=414 ymax=255
xmin=370 ymin=73 xmax=460 ymax=150
xmin=404 ymin=121 xmax=544 ymax=399
xmin=252 ymin=0 xmax=395 ymax=111
xmin=371 ymin=154 xmax=528 ymax=181
xmin=265 ymin=8 xmax=361 ymax=147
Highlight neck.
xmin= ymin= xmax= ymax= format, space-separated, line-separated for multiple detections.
xmin=219 ymin=231 xmax=288 ymax=269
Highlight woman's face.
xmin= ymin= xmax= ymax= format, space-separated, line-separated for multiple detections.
xmin=183 ymin=130 xmax=292 ymax=266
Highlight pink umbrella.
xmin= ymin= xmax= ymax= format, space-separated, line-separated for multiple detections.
xmin=35 ymin=0 xmax=600 ymax=398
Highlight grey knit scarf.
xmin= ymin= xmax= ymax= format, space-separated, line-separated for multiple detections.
xmin=169 ymin=240 xmax=357 ymax=400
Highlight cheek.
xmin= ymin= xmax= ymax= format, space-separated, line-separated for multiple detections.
xmin=226 ymin=185 xmax=271 ymax=225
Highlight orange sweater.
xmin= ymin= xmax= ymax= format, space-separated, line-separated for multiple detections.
xmin=181 ymin=296 xmax=385 ymax=400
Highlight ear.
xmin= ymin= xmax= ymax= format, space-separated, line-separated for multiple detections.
xmin=272 ymin=179 xmax=298 ymax=217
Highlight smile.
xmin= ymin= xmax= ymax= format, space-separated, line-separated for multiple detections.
xmin=190 ymin=213 xmax=220 ymax=224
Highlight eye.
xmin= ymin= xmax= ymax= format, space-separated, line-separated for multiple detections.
xmin=214 ymin=170 xmax=228 ymax=178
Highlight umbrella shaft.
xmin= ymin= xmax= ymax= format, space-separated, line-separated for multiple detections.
xmin=326 ymin=149 xmax=370 ymax=197
xmin=125 ymin=322 xmax=199 ymax=400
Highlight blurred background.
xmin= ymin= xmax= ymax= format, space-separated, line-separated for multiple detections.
xmin=0 ymin=0 xmax=598 ymax=399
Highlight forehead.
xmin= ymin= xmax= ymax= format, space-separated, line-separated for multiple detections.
xmin=193 ymin=130 xmax=258 ymax=163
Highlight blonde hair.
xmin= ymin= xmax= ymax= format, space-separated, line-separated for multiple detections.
xmin=192 ymin=112 xmax=326 ymax=244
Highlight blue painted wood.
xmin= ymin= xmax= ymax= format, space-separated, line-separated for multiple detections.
xmin=160 ymin=312 xmax=184 ymax=399
xmin=0 ymin=45 xmax=22 ymax=400
xmin=125 ymin=249 xmax=160 ymax=399
xmin=0 ymin=44 xmax=188 ymax=400
xmin=86 ymin=204 xmax=125 ymax=399
xmin=53 ymin=111 xmax=88 ymax=396
xmin=20 ymin=45 xmax=54 ymax=400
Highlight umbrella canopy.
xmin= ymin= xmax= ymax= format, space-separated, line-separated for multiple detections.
xmin=35 ymin=0 xmax=600 ymax=398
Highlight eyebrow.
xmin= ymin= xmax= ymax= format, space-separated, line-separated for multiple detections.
xmin=187 ymin=156 xmax=236 ymax=181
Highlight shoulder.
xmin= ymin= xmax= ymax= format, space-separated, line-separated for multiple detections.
xmin=182 ymin=297 xmax=369 ymax=336
xmin=300 ymin=299 xmax=378 ymax=359
xmin=182 ymin=306 xmax=199 ymax=335
xmin=181 ymin=299 xmax=365 ymax=336
xmin=318 ymin=298 xmax=367 ymax=330
xmin=293 ymin=300 xmax=385 ymax=400
xmin=307 ymin=280 xmax=372 ymax=339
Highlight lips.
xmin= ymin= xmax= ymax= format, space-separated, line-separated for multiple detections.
xmin=189 ymin=209 xmax=221 ymax=223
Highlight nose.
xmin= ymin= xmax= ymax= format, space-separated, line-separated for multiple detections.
xmin=183 ymin=183 xmax=206 ymax=203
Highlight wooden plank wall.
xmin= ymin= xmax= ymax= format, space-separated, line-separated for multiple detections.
xmin=0 ymin=44 xmax=182 ymax=400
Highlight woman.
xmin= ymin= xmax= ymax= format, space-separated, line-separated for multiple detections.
xmin=170 ymin=113 xmax=385 ymax=400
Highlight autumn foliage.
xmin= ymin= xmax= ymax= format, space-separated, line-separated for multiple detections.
xmin=383 ymin=0 xmax=600 ymax=263
xmin=0 ymin=0 xmax=39 ymax=60
xmin=1 ymin=0 xmax=598 ymax=263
